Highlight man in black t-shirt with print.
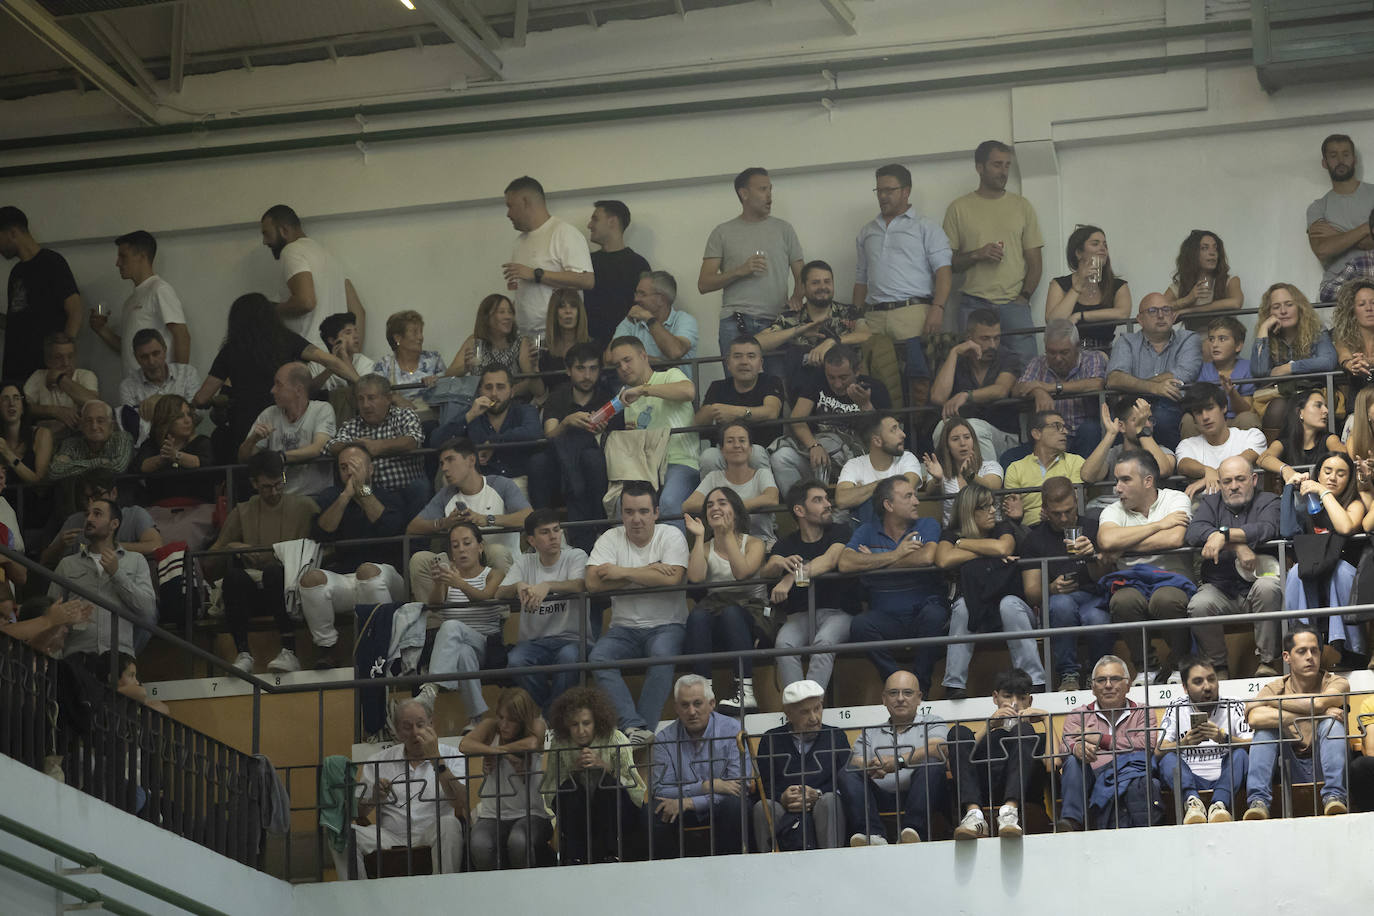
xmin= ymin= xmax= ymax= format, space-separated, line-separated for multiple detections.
xmin=770 ymin=344 xmax=891 ymax=498
xmin=0 ymin=206 xmax=85 ymax=382
xmin=764 ymin=481 xmax=859 ymax=689
xmin=530 ymin=341 xmax=614 ymax=550
xmin=696 ymin=334 xmax=785 ymax=475
xmin=586 ymin=200 xmax=652 ymax=349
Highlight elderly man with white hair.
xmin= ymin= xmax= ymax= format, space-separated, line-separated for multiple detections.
xmin=1011 ymin=318 xmax=1107 ymax=458
xmin=649 ymin=674 xmax=750 ymax=857
xmin=350 ymin=698 xmax=466 ymax=877
xmin=47 ymin=399 xmax=133 ymax=480
xmin=752 ymin=680 xmax=850 ymax=851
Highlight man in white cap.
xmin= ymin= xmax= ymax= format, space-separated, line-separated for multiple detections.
xmin=751 ymin=679 xmax=851 ymax=851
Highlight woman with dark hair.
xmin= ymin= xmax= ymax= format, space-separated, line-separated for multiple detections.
xmin=1250 ymin=282 xmax=1338 ymax=440
xmin=683 ymin=486 xmax=767 ymax=714
xmin=454 ymin=294 xmax=535 ymax=394
xmin=0 ymin=382 xmax=52 ymax=485
xmin=1165 ymin=229 xmax=1244 ymax=328
xmin=134 ymin=395 xmax=215 ymax=503
xmin=193 ymin=292 xmax=358 ymax=448
xmin=422 ymin=521 xmax=505 ymax=733
xmin=534 ymin=289 xmax=590 ymax=397
xmin=542 ymin=685 xmax=645 ymax=865
xmin=921 ymin=417 xmax=1002 ymax=524
xmin=461 ymin=686 xmax=552 ymax=870
xmin=1044 ymin=225 xmax=1132 ymax=351
xmin=936 ymin=483 xmax=1044 ymax=699
xmin=1287 ymin=451 xmax=1367 ymax=661
xmin=1257 ymin=388 xmax=1344 ymax=485
xmin=682 ymin=421 xmax=779 ymax=545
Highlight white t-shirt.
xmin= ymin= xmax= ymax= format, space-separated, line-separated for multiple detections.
xmin=694 ymin=467 xmax=778 ymax=545
xmin=443 ymin=480 xmax=521 ymax=557
xmin=280 ymin=237 xmax=349 ymax=347
xmin=508 ymin=216 xmax=594 ymax=332
xmin=24 ymin=368 xmax=99 ymax=411
xmin=251 ymin=400 xmax=336 ymax=496
xmin=940 ymin=459 xmax=1003 ymax=524
xmin=506 ymin=548 xmax=590 ymax=642
xmin=589 ymin=525 xmax=690 ymax=628
xmin=357 ymin=742 xmax=464 ymax=839
xmin=1157 ymin=696 xmax=1252 ymax=782
xmin=309 ymin=351 xmax=375 ymax=392
xmin=116 ymin=275 xmax=186 ymax=375
xmin=1175 ymin=427 xmax=1267 ymax=470
xmin=839 ymin=451 xmax=926 ymax=488
xmin=1099 ymin=488 xmax=1193 ymax=578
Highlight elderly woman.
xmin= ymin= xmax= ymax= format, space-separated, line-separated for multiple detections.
xmin=374 ymin=309 xmax=447 ymax=422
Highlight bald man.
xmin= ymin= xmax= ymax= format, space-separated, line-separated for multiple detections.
xmin=1183 ymin=455 xmax=1283 ymax=680
xmin=240 ymin=361 xmax=336 ymax=495
xmin=1105 ymin=293 xmax=1202 ymax=449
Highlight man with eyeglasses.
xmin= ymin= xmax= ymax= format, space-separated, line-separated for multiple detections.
xmin=210 ymin=449 xmax=320 ymax=673
xmin=1003 ymin=410 xmax=1084 ymax=526
xmin=1105 ymin=293 xmax=1202 ymax=450
xmin=853 ymin=164 xmax=953 ymax=389
xmin=839 ymin=669 xmax=948 ymax=846
xmin=1056 ymin=655 xmax=1157 ymax=831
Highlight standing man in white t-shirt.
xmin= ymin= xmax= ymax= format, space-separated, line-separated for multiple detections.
xmin=1176 ymin=383 xmax=1268 ymax=499
xmin=1098 ymin=449 xmax=1194 ymax=686
xmin=238 ymin=362 xmax=336 ymax=496
xmin=89 ymin=230 xmax=190 ymax=373
xmin=260 ymin=204 xmax=367 ymax=346
xmin=586 ymin=480 xmax=690 ymax=745
xmin=497 ymin=509 xmax=590 ymax=715
xmin=500 ymin=176 xmax=594 ymax=333
xmin=836 ymin=413 xmax=925 ymax=529
xmin=405 ymin=437 xmax=531 ymax=598
xmin=699 ymin=167 xmax=805 ymax=369
xmin=1308 ymin=133 xmax=1374 ymax=301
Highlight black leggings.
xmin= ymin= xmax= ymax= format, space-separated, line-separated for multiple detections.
xmin=222 ymin=566 xmax=293 ymax=652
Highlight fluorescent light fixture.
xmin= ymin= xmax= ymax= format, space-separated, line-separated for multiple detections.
xmin=399 ymin=0 xmax=415 ymax=8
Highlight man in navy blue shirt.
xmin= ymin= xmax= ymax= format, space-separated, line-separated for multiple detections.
xmin=429 ymin=365 xmax=540 ymax=482
xmin=838 ymin=476 xmax=947 ymax=693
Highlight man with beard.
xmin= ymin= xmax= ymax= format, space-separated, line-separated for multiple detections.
xmin=1155 ymin=656 xmax=1251 ymax=825
xmin=836 ymin=413 xmax=926 ymax=528
xmin=260 ymin=204 xmax=366 ymax=346
xmin=530 ymin=343 xmax=611 ymax=550
xmin=327 ymin=374 xmax=425 ymax=498
xmin=943 ymin=141 xmax=1044 ymax=365
xmin=51 ymin=497 xmax=157 ymax=661
xmin=757 ymin=260 xmax=870 ymax=395
xmin=1183 ymin=456 xmax=1282 ymax=680
xmin=1307 ymin=133 xmax=1374 ymax=301
xmin=429 ymin=366 xmax=540 ymax=486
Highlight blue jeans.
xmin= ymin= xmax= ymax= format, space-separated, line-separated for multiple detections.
xmin=1047 ymin=591 xmax=1113 ymax=681
xmin=429 ymin=619 xmax=489 ymax=719
xmin=1158 ymin=748 xmax=1248 ymax=812
xmin=659 ymin=463 xmax=700 ymax=532
xmin=684 ymin=604 xmax=754 ymax=678
xmin=838 ymin=762 xmax=946 ymax=840
xmin=719 ymin=314 xmax=785 ymax=382
xmin=943 ymin=595 xmax=1044 ymax=689
xmin=1247 ymin=718 xmax=1348 ymax=806
xmin=588 ymin=623 xmax=686 ymax=731
xmin=958 ymin=293 xmax=1036 ymax=366
xmin=847 ymin=596 xmax=950 ymax=694
xmin=506 ymin=637 xmax=583 ymax=715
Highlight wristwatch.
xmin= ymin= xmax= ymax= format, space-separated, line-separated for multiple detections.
xmin=357 ymin=485 xmax=373 ymax=498
xmin=486 ymin=513 xmax=496 ymax=527
xmin=1217 ymin=525 xmax=1230 ymax=539
xmin=1054 ymin=382 xmax=1064 ymax=396
xmin=744 ymin=408 xmax=753 ymax=420
xmin=434 ymin=762 xmax=448 ymax=775
xmin=533 ymin=268 xmax=545 ymax=284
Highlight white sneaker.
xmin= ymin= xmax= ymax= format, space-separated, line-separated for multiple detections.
xmin=1166 ymin=669 xmax=1183 ymax=686
xmin=898 ymin=827 xmax=921 ymax=844
xmin=416 ymin=682 xmax=439 ymax=714
xmin=267 ymin=648 xmax=301 ymax=673
xmin=849 ymin=833 xmax=888 ymax=847
xmin=1131 ymin=669 xmax=1155 ymax=689
xmin=953 ymin=808 xmax=987 ymax=840
xmin=718 ymin=679 xmax=759 ymax=715
xmin=1183 ymin=795 xmax=1206 ymax=825
xmin=232 ymin=651 xmax=254 ymax=673
xmin=996 ymin=804 xmax=1022 ymax=838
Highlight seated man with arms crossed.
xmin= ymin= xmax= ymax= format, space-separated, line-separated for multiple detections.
xmin=753 ymin=679 xmax=851 ymax=851
xmin=1155 ymin=655 xmax=1251 ymax=825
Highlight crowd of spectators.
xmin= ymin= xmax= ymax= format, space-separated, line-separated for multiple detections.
xmin=12 ymin=132 xmax=1374 ymax=869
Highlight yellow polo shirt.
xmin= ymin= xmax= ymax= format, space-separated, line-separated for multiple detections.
xmin=1004 ymin=451 xmax=1085 ymax=526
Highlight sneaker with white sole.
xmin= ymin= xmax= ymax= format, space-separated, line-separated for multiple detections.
xmin=1131 ymin=670 xmax=1156 ymax=689
xmin=267 ymin=648 xmax=301 ymax=673
xmin=1182 ymin=796 xmax=1206 ymax=825
xmin=850 ymin=833 xmax=888 ymax=847
xmin=415 ymin=682 xmax=439 ymax=714
xmin=1166 ymin=669 xmax=1183 ymax=686
xmin=1207 ymin=801 xmax=1231 ymax=823
xmin=1056 ymin=673 xmax=1080 ymax=693
xmin=996 ymin=805 xmax=1022 ymax=838
xmin=1243 ymin=800 xmax=1269 ymax=821
xmin=232 ymin=651 xmax=254 ymax=673
xmin=953 ymin=808 xmax=987 ymax=840
xmin=898 ymin=827 xmax=921 ymax=844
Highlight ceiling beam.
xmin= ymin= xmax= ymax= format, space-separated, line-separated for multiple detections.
xmin=453 ymin=0 xmax=502 ymax=50
xmin=168 ymin=1 xmax=188 ymax=93
xmin=512 ymin=0 xmax=529 ymax=47
xmin=818 ymin=0 xmax=857 ymax=35
xmin=86 ymin=13 xmax=161 ymax=97
xmin=410 ymin=0 xmax=504 ymax=79
xmin=2 ymin=0 xmax=160 ymax=123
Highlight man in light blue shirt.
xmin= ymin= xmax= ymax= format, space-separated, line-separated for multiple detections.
xmin=612 ymin=270 xmax=699 ymax=382
xmin=1106 ymin=293 xmax=1202 ymax=450
xmin=853 ymin=164 xmax=953 ymax=389
xmin=650 ymin=674 xmax=750 ymax=856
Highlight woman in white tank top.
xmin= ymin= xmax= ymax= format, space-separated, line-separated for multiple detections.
xmin=460 ymin=687 xmax=552 ymax=869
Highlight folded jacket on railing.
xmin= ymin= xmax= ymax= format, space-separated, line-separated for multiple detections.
xmin=274 ymin=538 xmax=322 ymax=622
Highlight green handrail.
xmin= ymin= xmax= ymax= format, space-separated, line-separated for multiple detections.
xmin=0 ymin=813 xmax=237 ymax=916
xmin=0 ymin=846 xmax=151 ymax=916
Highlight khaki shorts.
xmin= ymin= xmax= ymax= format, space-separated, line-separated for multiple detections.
xmin=863 ymin=302 xmax=928 ymax=342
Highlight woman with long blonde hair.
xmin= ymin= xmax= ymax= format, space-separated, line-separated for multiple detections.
xmin=1250 ymin=282 xmax=1338 ymax=440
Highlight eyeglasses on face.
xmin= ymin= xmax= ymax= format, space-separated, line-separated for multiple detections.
xmin=1039 ymin=421 xmax=1068 ymax=432
xmin=1145 ymin=306 xmax=1175 ymax=317
xmin=883 ymin=688 xmax=918 ymax=699
xmin=1092 ymin=675 xmax=1128 ymax=686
